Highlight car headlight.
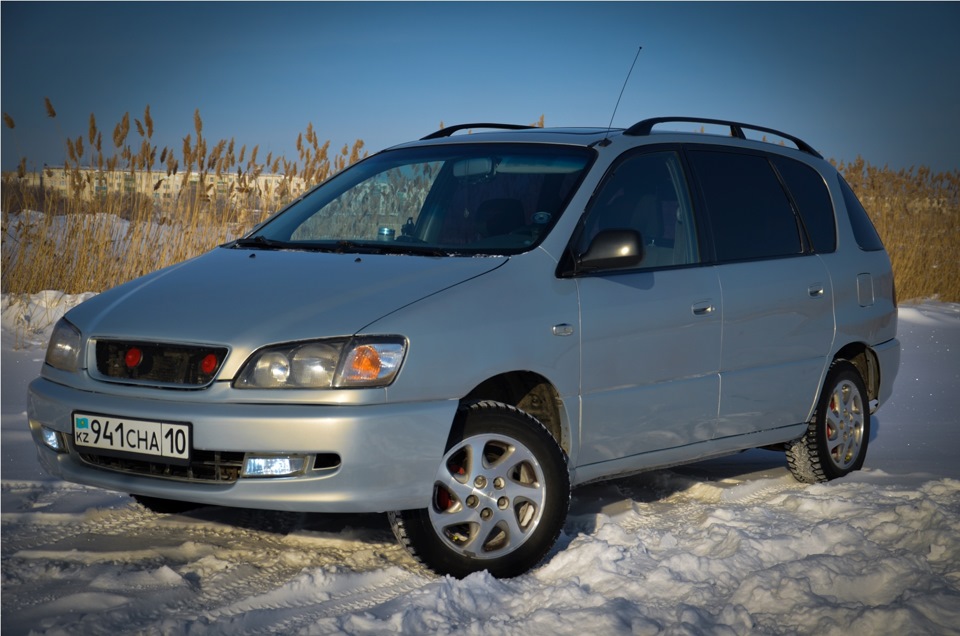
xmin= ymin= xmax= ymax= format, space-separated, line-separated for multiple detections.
xmin=45 ymin=318 xmax=83 ymax=372
xmin=234 ymin=337 xmax=406 ymax=389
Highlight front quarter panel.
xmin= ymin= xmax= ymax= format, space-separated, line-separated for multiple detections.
xmin=373 ymin=251 xmax=582 ymax=441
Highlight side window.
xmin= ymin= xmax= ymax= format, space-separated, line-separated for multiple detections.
xmin=772 ymin=156 xmax=837 ymax=253
xmin=579 ymin=151 xmax=699 ymax=269
xmin=838 ymin=176 xmax=885 ymax=251
xmin=689 ymin=150 xmax=803 ymax=262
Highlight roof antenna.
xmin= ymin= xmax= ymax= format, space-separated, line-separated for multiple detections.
xmin=599 ymin=46 xmax=642 ymax=147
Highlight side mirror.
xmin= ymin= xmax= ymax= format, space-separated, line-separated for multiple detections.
xmin=577 ymin=229 xmax=644 ymax=271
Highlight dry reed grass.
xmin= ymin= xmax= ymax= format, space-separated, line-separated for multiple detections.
xmin=2 ymin=104 xmax=958 ymax=303
xmin=2 ymin=103 xmax=368 ymax=295
xmin=837 ymin=157 xmax=960 ymax=303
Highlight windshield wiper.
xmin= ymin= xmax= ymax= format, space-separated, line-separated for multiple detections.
xmin=231 ymin=236 xmax=292 ymax=250
xmin=230 ymin=237 xmax=452 ymax=257
xmin=321 ymin=241 xmax=449 ymax=257
xmin=373 ymin=243 xmax=451 ymax=257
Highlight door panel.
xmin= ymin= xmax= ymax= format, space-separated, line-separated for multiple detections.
xmin=577 ymin=267 xmax=722 ymax=465
xmin=685 ymin=148 xmax=836 ymax=439
xmin=715 ymin=256 xmax=834 ymax=437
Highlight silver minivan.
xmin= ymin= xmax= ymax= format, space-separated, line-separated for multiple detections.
xmin=29 ymin=117 xmax=900 ymax=578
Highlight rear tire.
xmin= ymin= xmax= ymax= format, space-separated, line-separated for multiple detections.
xmin=787 ymin=361 xmax=870 ymax=483
xmin=390 ymin=400 xmax=569 ymax=578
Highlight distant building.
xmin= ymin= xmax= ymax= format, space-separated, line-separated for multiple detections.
xmin=7 ymin=166 xmax=309 ymax=207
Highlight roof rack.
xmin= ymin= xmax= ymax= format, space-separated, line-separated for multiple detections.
xmin=421 ymin=123 xmax=535 ymax=140
xmin=623 ymin=117 xmax=822 ymax=158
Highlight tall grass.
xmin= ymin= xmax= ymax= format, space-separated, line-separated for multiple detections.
xmin=2 ymin=104 xmax=367 ymax=295
xmin=837 ymin=157 xmax=960 ymax=302
xmin=2 ymin=104 xmax=958 ymax=303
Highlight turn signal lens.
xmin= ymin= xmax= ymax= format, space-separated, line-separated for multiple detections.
xmin=337 ymin=340 xmax=406 ymax=387
xmin=343 ymin=345 xmax=381 ymax=382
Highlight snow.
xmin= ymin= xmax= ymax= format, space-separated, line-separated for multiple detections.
xmin=2 ymin=294 xmax=959 ymax=635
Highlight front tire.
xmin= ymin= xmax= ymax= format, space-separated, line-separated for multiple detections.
xmin=787 ymin=361 xmax=870 ymax=483
xmin=390 ymin=400 xmax=569 ymax=578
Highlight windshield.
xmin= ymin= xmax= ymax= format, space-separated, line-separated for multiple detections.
xmin=242 ymin=144 xmax=593 ymax=255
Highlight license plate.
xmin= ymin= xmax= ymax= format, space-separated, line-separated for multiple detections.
xmin=73 ymin=413 xmax=191 ymax=463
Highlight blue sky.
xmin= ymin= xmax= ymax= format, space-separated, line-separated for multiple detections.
xmin=3 ymin=2 xmax=959 ymax=174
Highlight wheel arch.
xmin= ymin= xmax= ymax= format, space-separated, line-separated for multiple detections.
xmin=461 ymin=371 xmax=571 ymax=456
xmin=832 ymin=342 xmax=881 ymax=404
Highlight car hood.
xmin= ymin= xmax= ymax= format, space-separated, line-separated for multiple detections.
xmin=67 ymin=246 xmax=506 ymax=371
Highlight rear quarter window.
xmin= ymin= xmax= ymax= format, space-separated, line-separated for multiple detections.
xmin=772 ymin=156 xmax=837 ymax=253
xmin=838 ymin=176 xmax=885 ymax=251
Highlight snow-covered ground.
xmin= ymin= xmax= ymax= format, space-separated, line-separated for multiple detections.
xmin=2 ymin=294 xmax=958 ymax=635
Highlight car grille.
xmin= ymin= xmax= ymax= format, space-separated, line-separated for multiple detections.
xmin=78 ymin=449 xmax=245 ymax=482
xmin=94 ymin=340 xmax=228 ymax=387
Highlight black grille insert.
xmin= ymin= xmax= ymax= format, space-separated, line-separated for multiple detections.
xmin=95 ymin=340 xmax=227 ymax=387
xmin=78 ymin=448 xmax=245 ymax=482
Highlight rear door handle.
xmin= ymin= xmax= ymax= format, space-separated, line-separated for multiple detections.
xmin=692 ymin=301 xmax=716 ymax=316
xmin=808 ymin=284 xmax=824 ymax=298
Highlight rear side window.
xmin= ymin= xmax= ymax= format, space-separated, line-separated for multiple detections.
xmin=838 ymin=176 xmax=885 ymax=251
xmin=689 ymin=150 xmax=803 ymax=262
xmin=772 ymin=156 xmax=837 ymax=253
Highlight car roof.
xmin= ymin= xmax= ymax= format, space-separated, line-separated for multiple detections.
xmin=390 ymin=117 xmax=823 ymax=160
xmin=390 ymin=126 xmax=619 ymax=149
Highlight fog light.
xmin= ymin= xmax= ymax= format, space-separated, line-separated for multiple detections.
xmin=40 ymin=425 xmax=64 ymax=452
xmin=242 ymin=455 xmax=306 ymax=477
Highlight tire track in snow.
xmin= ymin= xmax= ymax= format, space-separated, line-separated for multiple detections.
xmin=612 ymin=471 xmax=807 ymax=535
xmin=1 ymin=482 xmax=162 ymax=553
xmin=0 ymin=469 xmax=815 ymax=633
xmin=206 ymin=567 xmax=429 ymax=635
xmin=2 ymin=481 xmax=424 ymax=633
xmin=94 ymin=513 xmax=411 ymax=631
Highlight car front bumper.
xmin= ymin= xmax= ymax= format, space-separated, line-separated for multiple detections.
xmin=27 ymin=377 xmax=456 ymax=513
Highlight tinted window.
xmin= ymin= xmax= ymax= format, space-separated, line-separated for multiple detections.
xmin=838 ymin=176 xmax=885 ymax=251
xmin=772 ymin=156 xmax=837 ymax=253
xmin=690 ymin=150 xmax=802 ymax=262
xmin=579 ymin=150 xmax=699 ymax=269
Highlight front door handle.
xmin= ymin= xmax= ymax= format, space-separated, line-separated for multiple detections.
xmin=808 ymin=284 xmax=825 ymax=298
xmin=552 ymin=323 xmax=575 ymax=337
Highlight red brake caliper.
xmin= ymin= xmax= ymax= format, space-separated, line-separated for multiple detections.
xmin=437 ymin=462 xmax=465 ymax=511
